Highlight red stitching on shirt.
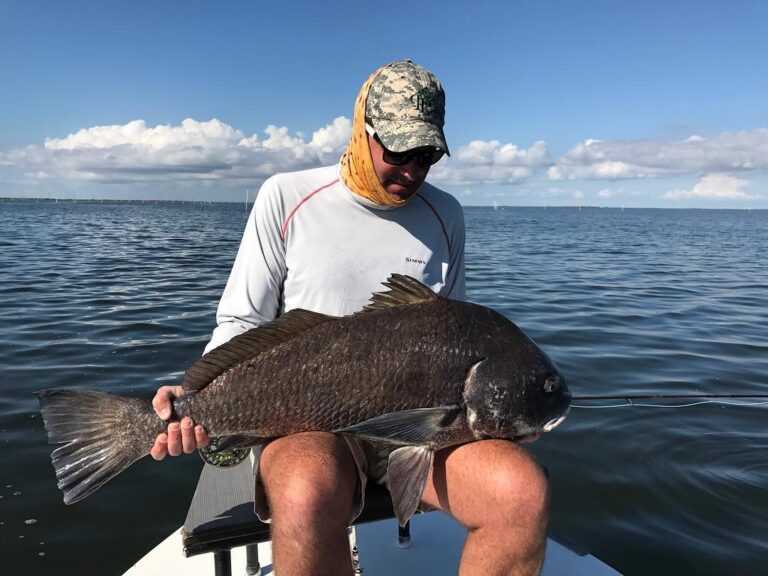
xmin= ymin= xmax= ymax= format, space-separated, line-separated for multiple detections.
xmin=281 ymin=178 xmax=340 ymax=239
xmin=415 ymin=194 xmax=451 ymax=252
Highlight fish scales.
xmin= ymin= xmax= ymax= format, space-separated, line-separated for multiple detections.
xmin=174 ymin=298 xmax=482 ymax=438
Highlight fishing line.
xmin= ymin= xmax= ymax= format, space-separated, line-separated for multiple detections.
xmin=571 ymin=393 xmax=768 ymax=409
xmin=572 ymin=399 xmax=768 ymax=409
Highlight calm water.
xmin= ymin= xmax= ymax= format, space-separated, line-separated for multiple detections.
xmin=1 ymin=201 xmax=766 ymax=575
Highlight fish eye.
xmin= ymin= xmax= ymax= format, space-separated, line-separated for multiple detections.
xmin=543 ymin=376 xmax=559 ymax=394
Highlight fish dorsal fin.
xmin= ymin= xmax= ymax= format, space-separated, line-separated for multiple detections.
xmin=182 ymin=309 xmax=336 ymax=393
xmin=362 ymin=274 xmax=438 ymax=312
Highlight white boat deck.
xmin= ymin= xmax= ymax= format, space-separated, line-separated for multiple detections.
xmin=125 ymin=512 xmax=621 ymax=576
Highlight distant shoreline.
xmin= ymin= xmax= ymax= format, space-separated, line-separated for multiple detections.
xmin=1 ymin=197 xmax=764 ymax=211
xmin=0 ymin=197 xmax=221 ymax=205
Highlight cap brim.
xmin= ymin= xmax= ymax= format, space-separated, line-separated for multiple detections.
xmin=374 ymin=120 xmax=449 ymax=156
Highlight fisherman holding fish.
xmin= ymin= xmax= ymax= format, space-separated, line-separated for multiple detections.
xmin=149 ymin=60 xmax=553 ymax=576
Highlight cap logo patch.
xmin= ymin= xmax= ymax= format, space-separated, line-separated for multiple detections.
xmin=411 ymin=88 xmax=436 ymax=113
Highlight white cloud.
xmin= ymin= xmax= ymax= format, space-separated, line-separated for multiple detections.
xmin=429 ymin=139 xmax=552 ymax=185
xmin=261 ymin=125 xmax=303 ymax=150
xmin=2 ymin=120 xmax=767 ymax=206
xmin=44 ymin=119 xmax=243 ymax=151
xmin=541 ymin=187 xmax=585 ymax=200
xmin=2 ymin=118 xmax=352 ymax=186
xmin=452 ymin=139 xmax=549 ymax=167
xmin=597 ymin=187 xmax=621 ymax=198
xmin=310 ymin=117 xmax=352 ymax=153
xmin=550 ymin=129 xmax=768 ymax=180
xmin=35 ymin=122 xmax=549 ymax=187
xmin=663 ymin=173 xmax=753 ymax=200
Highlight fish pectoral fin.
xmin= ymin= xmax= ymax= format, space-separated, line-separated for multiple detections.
xmin=334 ymin=406 xmax=461 ymax=445
xmin=387 ymin=446 xmax=434 ymax=526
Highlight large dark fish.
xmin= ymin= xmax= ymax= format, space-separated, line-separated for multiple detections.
xmin=37 ymin=275 xmax=571 ymax=524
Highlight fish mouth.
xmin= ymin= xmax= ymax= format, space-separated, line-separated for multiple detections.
xmin=542 ymin=413 xmax=568 ymax=432
xmin=511 ymin=432 xmax=541 ymax=444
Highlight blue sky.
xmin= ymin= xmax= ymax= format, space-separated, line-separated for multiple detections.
xmin=1 ymin=0 xmax=767 ymax=207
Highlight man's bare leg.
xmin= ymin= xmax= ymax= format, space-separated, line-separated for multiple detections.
xmin=420 ymin=440 xmax=550 ymax=576
xmin=259 ymin=432 xmax=359 ymax=576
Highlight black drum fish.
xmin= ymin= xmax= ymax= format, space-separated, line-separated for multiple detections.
xmin=37 ymin=274 xmax=571 ymax=524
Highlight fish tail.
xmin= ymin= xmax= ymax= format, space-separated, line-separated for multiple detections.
xmin=36 ymin=388 xmax=162 ymax=504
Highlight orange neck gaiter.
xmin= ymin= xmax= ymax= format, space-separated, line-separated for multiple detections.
xmin=339 ymin=67 xmax=408 ymax=208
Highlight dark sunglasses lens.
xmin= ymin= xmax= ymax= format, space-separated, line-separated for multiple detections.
xmin=382 ymin=148 xmax=444 ymax=167
xmin=427 ymin=149 xmax=445 ymax=166
xmin=381 ymin=150 xmax=410 ymax=166
xmin=411 ymin=149 xmax=444 ymax=167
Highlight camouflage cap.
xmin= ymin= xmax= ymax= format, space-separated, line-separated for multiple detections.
xmin=365 ymin=60 xmax=449 ymax=155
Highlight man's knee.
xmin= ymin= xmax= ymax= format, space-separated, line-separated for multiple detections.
xmin=481 ymin=443 xmax=550 ymax=528
xmin=260 ymin=433 xmax=358 ymax=525
xmin=429 ymin=440 xmax=550 ymax=531
xmin=271 ymin=468 xmax=354 ymax=522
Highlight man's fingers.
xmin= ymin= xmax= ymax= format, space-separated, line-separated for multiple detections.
xmin=151 ymin=385 xmax=206 ymax=460
xmin=151 ymin=434 xmax=168 ymax=461
xmin=181 ymin=418 xmax=197 ymax=454
xmin=152 ymin=385 xmax=185 ymax=420
xmin=195 ymin=425 xmax=210 ymax=449
xmin=152 ymin=421 xmax=207 ymax=460
xmin=167 ymin=421 xmax=183 ymax=456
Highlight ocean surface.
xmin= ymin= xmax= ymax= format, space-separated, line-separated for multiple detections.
xmin=1 ymin=200 xmax=766 ymax=575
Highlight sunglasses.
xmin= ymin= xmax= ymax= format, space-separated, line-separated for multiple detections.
xmin=365 ymin=122 xmax=445 ymax=168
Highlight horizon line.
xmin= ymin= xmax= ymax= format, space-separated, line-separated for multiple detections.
xmin=1 ymin=197 xmax=764 ymax=211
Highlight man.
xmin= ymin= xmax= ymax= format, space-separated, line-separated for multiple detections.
xmin=151 ymin=60 xmax=550 ymax=576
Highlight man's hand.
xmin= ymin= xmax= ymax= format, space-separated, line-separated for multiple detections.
xmin=150 ymin=385 xmax=210 ymax=460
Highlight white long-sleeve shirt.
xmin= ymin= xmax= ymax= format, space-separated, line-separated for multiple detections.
xmin=204 ymin=163 xmax=465 ymax=353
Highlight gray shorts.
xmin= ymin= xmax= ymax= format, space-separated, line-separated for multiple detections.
xmin=250 ymin=438 xmax=395 ymax=523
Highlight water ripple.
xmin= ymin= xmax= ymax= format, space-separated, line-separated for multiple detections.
xmin=1 ymin=203 xmax=767 ymax=576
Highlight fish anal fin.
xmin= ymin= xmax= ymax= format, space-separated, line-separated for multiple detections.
xmin=334 ymin=406 xmax=461 ymax=445
xmin=183 ymin=309 xmax=336 ymax=394
xmin=362 ymin=274 xmax=438 ymax=312
xmin=388 ymin=446 xmax=434 ymax=526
